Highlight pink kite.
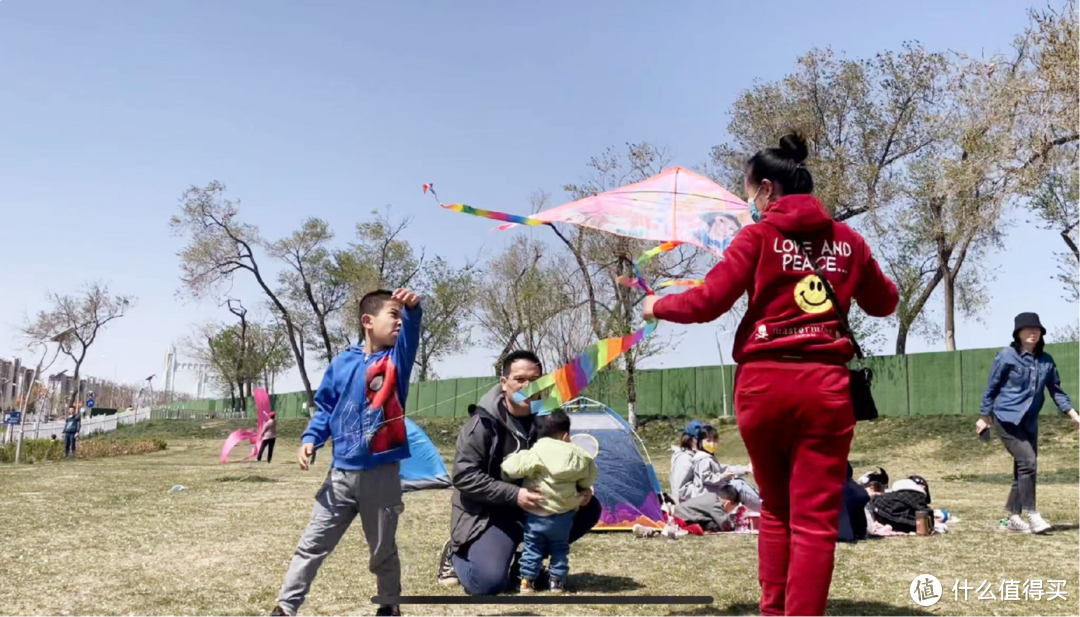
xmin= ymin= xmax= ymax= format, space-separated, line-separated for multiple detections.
xmin=498 ymin=166 xmax=750 ymax=257
xmin=219 ymin=388 xmax=274 ymax=464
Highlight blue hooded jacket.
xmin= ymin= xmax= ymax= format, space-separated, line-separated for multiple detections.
xmin=302 ymin=304 xmax=422 ymax=470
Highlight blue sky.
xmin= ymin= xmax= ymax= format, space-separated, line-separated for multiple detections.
xmin=1 ymin=0 xmax=1074 ymax=396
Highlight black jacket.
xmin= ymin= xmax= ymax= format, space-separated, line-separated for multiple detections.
xmin=63 ymin=415 xmax=81 ymax=435
xmin=869 ymin=489 xmax=929 ymax=533
xmin=449 ymin=385 xmax=536 ymax=551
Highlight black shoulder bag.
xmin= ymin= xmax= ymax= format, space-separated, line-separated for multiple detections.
xmin=790 ymin=235 xmax=879 ymax=422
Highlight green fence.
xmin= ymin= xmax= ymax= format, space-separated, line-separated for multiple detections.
xmin=169 ymin=342 xmax=1079 ymax=420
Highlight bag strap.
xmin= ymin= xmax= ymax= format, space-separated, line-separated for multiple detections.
xmin=786 ymin=232 xmax=866 ymax=361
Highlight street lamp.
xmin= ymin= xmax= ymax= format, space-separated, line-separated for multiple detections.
xmin=15 ymin=327 xmax=76 ymax=464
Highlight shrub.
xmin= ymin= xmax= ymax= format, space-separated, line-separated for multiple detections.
xmin=0 ymin=438 xmax=167 ymax=463
xmin=0 ymin=439 xmax=64 ymax=463
xmin=76 ymin=439 xmax=168 ymax=459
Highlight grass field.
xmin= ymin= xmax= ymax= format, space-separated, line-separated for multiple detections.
xmin=1 ymin=416 xmax=1077 ymax=616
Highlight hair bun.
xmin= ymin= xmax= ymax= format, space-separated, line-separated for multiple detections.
xmin=778 ymin=133 xmax=809 ymax=164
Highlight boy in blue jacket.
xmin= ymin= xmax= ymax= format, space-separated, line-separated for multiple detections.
xmin=274 ymin=288 xmax=421 ymax=617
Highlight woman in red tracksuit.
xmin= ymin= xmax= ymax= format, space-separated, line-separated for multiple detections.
xmin=644 ymin=134 xmax=898 ymax=616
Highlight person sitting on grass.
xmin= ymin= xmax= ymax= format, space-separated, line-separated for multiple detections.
xmin=673 ymin=484 xmax=743 ymax=533
xmin=272 ymin=288 xmax=421 ymax=617
xmin=688 ymin=425 xmax=761 ymax=512
xmin=670 ymin=419 xmax=704 ymax=504
xmin=500 ymin=409 xmax=598 ymax=594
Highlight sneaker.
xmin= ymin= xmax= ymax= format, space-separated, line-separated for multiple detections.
xmin=633 ymin=524 xmax=661 ymax=538
xmin=270 ymin=606 xmax=293 ymax=616
xmin=375 ymin=605 xmax=401 ymax=617
xmin=436 ymin=540 xmax=459 ymax=586
xmin=520 ymin=579 xmax=535 ymax=594
xmin=1007 ymin=514 xmax=1031 ymax=533
xmin=1028 ymin=512 xmax=1052 ymax=534
xmin=549 ymin=577 xmax=567 ymax=594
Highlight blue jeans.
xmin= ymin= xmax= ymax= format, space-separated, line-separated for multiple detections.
xmin=521 ymin=510 xmax=576 ymax=582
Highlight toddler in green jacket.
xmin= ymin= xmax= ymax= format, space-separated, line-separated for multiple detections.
xmin=501 ymin=410 xmax=598 ymax=593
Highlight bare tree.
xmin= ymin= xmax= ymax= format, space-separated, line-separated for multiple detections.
xmin=170 ymin=181 xmax=315 ymax=406
xmin=1051 ymin=322 xmax=1079 ymax=343
xmin=412 ymin=256 xmax=478 ymax=382
xmin=880 ymin=137 xmax=1004 ymax=353
xmin=184 ymin=317 xmax=294 ymax=407
xmin=474 ymin=236 xmax=583 ymax=374
xmin=556 ymin=143 xmax=700 ymax=427
xmin=21 ymin=282 xmax=133 ymax=406
xmin=1031 ymin=164 xmax=1079 ymax=302
xmin=269 ymin=218 xmax=351 ymax=364
xmin=337 ymin=207 xmax=426 ymax=344
xmin=708 ymin=44 xmax=952 ymax=222
xmin=226 ymin=299 xmax=250 ymax=407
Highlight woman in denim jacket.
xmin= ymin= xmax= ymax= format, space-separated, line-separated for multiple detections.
xmin=977 ymin=312 xmax=1079 ymax=534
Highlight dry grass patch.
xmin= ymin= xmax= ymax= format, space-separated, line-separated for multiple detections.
xmin=0 ymin=416 xmax=1076 ymax=616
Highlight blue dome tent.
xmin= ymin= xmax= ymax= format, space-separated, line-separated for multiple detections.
xmin=400 ymin=417 xmax=451 ymax=492
xmin=565 ymin=397 xmax=665 ymax=531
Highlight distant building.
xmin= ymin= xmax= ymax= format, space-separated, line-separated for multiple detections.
xmin=1 ymin=358 xmax=37 ymax=410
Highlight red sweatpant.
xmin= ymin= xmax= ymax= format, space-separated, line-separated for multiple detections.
xmin=735 ymin=361 xmax=855 ymax=616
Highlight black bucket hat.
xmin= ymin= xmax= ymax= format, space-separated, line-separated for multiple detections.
xmin=1013 ymin=312 xmax=1046 ymax=337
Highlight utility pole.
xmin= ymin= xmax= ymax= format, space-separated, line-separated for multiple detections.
xmin=714 ymin=324 xmax=731 ymax=418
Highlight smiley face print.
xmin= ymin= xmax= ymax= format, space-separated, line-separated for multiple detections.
xmin=794 ymin=274 xmax=833 ymax=314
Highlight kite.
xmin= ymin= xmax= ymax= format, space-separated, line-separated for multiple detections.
xmin=219 ymin=388 xmax=273 ymax=464
xmin=426 ymin=167 xmax=750 ymax=256
xmin=513 ymin=320 xmax=658 ymax=415
xmin=496 ymin=166 xmax=750 ymax=256
xmin=431 ymin=166 xmax=747 ymax=416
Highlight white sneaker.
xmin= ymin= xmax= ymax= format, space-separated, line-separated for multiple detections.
xmin=1007 ymin=514 xmax=1031 ymax=533
xmin=1028 ymin=512 xmax=1052 ymax=534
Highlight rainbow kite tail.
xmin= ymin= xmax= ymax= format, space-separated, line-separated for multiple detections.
xmin=440 ymin=203 xmax=547 ymax=227
xmin=514 ymin=320 xmax=659 ymax=415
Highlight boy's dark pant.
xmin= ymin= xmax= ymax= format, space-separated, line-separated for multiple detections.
xmin=993 ymin=415 xmax=1038 ymax=514
xmin=258 ymin=438 xmax=276 ymax=463
xmin=63 ymin=433 xmax=77 ymax=457
xmin=278 ymin=463 xmax=403 ymax=614
xmin=521 ymin=511 xmax=576 ymax=582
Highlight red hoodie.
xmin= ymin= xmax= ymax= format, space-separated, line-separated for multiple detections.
xmin=654 ymin=194 xmax=898 ymax=365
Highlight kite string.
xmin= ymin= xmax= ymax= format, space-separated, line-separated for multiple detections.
xmin=359 ymin=379 xmax=501 ymax=435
